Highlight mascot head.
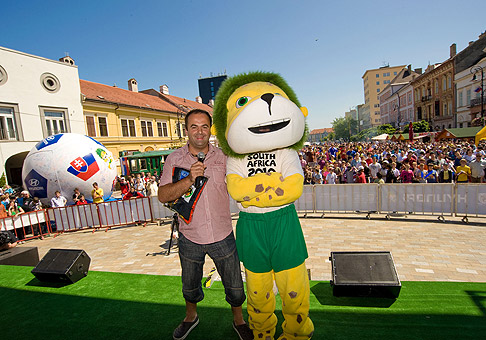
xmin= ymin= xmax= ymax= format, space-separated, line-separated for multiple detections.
xmin=212 ymin=71 xmax=308 ymax=158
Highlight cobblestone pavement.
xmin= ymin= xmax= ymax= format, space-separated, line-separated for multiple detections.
xmin=23 ymin=214 xmax=486 ymax=282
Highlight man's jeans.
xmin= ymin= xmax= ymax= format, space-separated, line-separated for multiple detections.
xmin=178 ymin=231 xmax=245 ymax=307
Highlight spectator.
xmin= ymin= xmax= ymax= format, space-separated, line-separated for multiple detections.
xmin=146 ymin=176 xmax=159 ymax=196
xmin=133 ymin=174 xmax=145 ymax=195
xmin=326 ymin=167 xmax=338 ymax=184
xmin=72 ymin=188 xmax=83 ymax=205
xmin=456 ymin=158 xmax=471 ymax=183
xmin=400 ymin=163 xmax=414 ymax=183
xmin=425 ymin=165 xmax=439 ymax=183
xmin=50 ymin=191 xmax=67 ymax=207
xmin=469 ymin=153 xmax=485 ymax=183
xmin=0 ymin=230 xmax=18 ymax=250
xmin=438 ymin=163 xmax=455 ymax=183
xmin=123 ymin=187 xmax=144 ymax=200
xmin=299 ymin=154 xmax=307 ymax=171
xmin=312 ymin=167 xmax=323 ymax=184
xmin=1 ymin=194 xmax=10 ymax=209
xmin=29 ymin=197 xmax=43 ymax=211
xmin=91 ymin=182 xmax=104 ymax=203
xmin=374 ymin=172 xmax=385 ymax=184
xmin=0 ymin=200 xmax=7 ymax=218
xmin=369 ymin=156 xmax=381 ymax=181
xmin=355 ymin=166 xmax=366 ymax=183
xmin=76 ymin=194 xmax=88 ymax=205
xmin=7 ymin=201 xmax=24 ymax=216
xmin=118 ymin=177 xmax=130 ymax=196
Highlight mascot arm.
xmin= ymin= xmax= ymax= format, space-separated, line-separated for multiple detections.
xmin=226 ymin=172 xmax=287 ymax=202
xmin=241 ymin=173 xmax=304 ymax=208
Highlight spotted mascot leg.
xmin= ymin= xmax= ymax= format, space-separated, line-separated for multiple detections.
xmin=245 ymin=269 xmax=278 ymax=340
xmin=274 ymin=263 xmax=314 ymax=340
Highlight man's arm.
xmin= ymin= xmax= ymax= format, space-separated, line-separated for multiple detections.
xmin=157 ymin=161 xmax=204 ymax=203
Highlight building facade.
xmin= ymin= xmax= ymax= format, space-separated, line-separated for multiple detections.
xmin=362 ymin=65 xmax=406 ymax=127
xmin=308 ymin=128 xmax=333 ymax=143
xmin=379 ymin=66 xmax=420 ymax=129
xmin=0 ymin=46 xmax=84 ymax=185
xmin=454 ymin=32 xmax=486 ymax=127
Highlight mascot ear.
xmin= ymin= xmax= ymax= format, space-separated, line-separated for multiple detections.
xmin=211 ymin=125 xmax=217 ymax=135
xmin=300 ymin=106 xmax=309 ymax=117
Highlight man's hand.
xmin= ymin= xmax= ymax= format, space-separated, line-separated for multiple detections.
xmin=189 ymin=161 xmax=205 ymax=183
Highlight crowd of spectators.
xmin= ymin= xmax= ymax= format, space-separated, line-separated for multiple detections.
xmin=298 ymin=139 xmax=486 ymax=185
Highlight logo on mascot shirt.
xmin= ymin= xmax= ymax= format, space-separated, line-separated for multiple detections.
xmin=67 ymin=153 xmax=100 ymax=181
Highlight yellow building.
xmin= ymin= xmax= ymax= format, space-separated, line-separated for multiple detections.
xmin=362 ymin=65 xmax=406 ymax=127
xmin=80 ymin=79 xmax=212 ymax=174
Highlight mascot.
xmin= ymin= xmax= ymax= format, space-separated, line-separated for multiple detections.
xmin=212 ymin=72 xmax=314 ymax=340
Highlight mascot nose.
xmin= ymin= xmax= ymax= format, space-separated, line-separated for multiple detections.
xmin=261 ymin=93 xmax=274 ymax=106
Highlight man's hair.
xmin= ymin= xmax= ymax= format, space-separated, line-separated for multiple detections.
xmin=93 ymin=182 xmax=98 ymax=186
xmin=184 ymin=109 xmax=212 ymax=128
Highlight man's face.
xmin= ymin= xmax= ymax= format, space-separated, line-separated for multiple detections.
xmin=186 ymin=112 xmax=211 ymax=151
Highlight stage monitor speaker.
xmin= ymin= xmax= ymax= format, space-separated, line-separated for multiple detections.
xmin=31 ymin=249 xmax=91 ymax=284
xmin=330 ymin=251 xmax=401 ymax=298
xmin=0 ymin=247 xmax=39 ymax=266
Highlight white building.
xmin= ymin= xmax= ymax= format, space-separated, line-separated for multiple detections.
xmin=455 ymin=56 xmax=486 ymax=128
xmin=0 ymin=46 xmax=84 ymax=186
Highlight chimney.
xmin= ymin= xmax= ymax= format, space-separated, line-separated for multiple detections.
xmin=59 ymin=56 xmax=75 ymax=66
xmin=450 ymin=43 xmax=456 ymax=58
xmin=414 ymin=68 xmax=422 ymax=74
xmin=408 ymin=65 xmax=412 ymax=73
xmin=128 ymin=78 xmax=138 ymax=92
xmin=160 ymin=84 xmax=169 ymax=95
xmin=195 ymin=96 xmax=202 ymax=103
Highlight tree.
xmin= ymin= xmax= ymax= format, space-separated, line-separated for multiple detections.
xmin=402 ymin=120 xmax=430 ymax=133
xmin=331 ymin=116 xmax=357 ymax=141
xmin=377 ymin=124 xmax=396 ymax=135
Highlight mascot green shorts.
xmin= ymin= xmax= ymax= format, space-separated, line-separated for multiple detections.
xmin=236 ymin=204 xmax=308 ymax=273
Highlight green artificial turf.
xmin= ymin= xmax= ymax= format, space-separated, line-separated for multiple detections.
xmin=1 ymin=265 xmax=485 ymax=339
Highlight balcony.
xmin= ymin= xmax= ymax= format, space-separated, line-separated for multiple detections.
xmin=421 ymin=95 xmax=432 ymax=102
xmin=469 ymin=98 xmax=483 ymax=108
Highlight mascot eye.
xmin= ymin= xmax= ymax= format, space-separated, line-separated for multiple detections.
xmin=236 ymin=96 xmax=251 ymax=108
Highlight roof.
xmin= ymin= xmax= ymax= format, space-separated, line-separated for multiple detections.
xmin=309 ymin=128 xmax=333 ymax=135
xmin=162 ymin=93 xmax=213 ymax=114
xmin=80 ymin=80 xmax=178 ymax=113
xmin=437 ymin=127 xmax=483 ymax=139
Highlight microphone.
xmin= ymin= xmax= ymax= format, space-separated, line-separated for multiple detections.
xmin=196 ymin=152 xmax=206 ymax=187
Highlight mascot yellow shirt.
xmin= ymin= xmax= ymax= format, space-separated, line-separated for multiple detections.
xmin=227 ymin=148 xmax=303 ymax=214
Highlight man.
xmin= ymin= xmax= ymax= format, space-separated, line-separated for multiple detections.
xmin=158 ymin=109 xmax=252 ymax=340
xmin=118 ymin=177 xmax=130 ymax=196
xmin=469 ymin=153 xmax=485 ymax=183
xmin=355 ymin=166 xmax=366 ymax=183
xmin=91 ymin=182 xmax=104 ymax=204
xmin=50 ymin=191 xmax=67 ymax=207
xmin=369 ymin=156 xmax=381 ymax=181
xmin=145 ymin=176 xmax=159 ymax=197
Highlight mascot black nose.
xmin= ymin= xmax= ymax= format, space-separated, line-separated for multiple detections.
xmin=261 ymin=93 xmax=274 ymax=106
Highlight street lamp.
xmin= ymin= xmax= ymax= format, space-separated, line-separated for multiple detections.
xmin=470 ymin=65 xmax=484 ymax=124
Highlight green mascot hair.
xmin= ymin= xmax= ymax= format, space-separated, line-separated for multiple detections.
xmin=212 ymin=71 xmax=308 ymax=158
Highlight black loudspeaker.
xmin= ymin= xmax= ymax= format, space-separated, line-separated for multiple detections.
xmin=0 ymin=247 xmax=39 ymax=266
xmin=330 ymin=251 xmax=401 ymax=298
xmin=31 ymin=249 xmax=91 ymax=284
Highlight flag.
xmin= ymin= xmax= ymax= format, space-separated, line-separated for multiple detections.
xmin=67 ymin=153 xmax=99 ymax=181
xmin=475 ymin=87 xmax=482 ymax=93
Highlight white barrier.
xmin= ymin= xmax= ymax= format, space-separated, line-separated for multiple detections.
xmin=98 ymin=198 xmax=152 ymax=226
xmin=456 ymin=184 xmax=486 ymax=217
xmin=294 ymin=185 xmax=315 ymax=214
xmin=380 ymin=184 xmax=454 ymax=216
xmin=149 ymin=196 xmax=176 ymax=219
xmin=314 ymin=184 xmax=379 ymax=214
xmin=48 ymin=204 xmax=99 ymax=231
xmin=0 ymin=210 xmax=46 ymax=231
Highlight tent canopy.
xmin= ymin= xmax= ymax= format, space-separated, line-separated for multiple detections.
xmin=476 ymin=126 xmax=486 ymax=145
xmin=372 ymin=133 xmax=389 ymax=140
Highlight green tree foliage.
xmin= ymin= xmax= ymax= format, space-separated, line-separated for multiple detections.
xmin=0 ymin=173 xmax=5 ymax=187
xmin=402 ymin=120 xmax=430 ymax=133
xmin=377 ymin=124 xmax=396 ymax=135
xmin=331 ymin=116 xmax=358 ymax=141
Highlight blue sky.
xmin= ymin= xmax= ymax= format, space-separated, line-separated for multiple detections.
xmin=2 ymin=0 xmax=485 ymax=130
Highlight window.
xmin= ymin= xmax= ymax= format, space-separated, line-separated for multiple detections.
xmin=182 ymin=124 xmax=187 ymax=137
xmin=435 ymin=80 xmax=439 ymax=94
xmin=459 ymin=91 xmax=463 ymax=107
xmin=140 ymin=120 xmax=153 ymax=137
xmin=448 ymin=101 xmax=452 ymax=115
xmin=383 ymin=80 xmax=390 ymax=84
xmin=443 ymin=103 xmax=447 ymax=116
xmin=376 ymin=74 xmax=379 ymax=78
xmin=442 ymin=77 xmax=446 ymax=91
xmin=466 ymin=89 xmax=471 ymax=106
xmin=447 ymin=75 xmax=451 ymax=89
xmin=376 ymin=88 xmax=380 ymax=93
xmin=394 ymin=72 xmax=397 ymax=75
xmin=86 ymin=116 xmax=96 ymax=137
xmin=376 ymin=81 xmax=380 ymax=85
xmin=0 ymin=106 xmax=18 ymax=140
xmin=408 ymin=93 xmax=412 ymax=104
xmin=383 ymin=72 xmax=390 ymax=77
xmin=98 ymin=117 xmax=108 ymax=136
xmin=121 ymin=119 xmax=136 ymax=137
xmin=42 ymin=109 xmax=68 ymax=136
xmin=157 ymin=121 xmax=168 ymax=137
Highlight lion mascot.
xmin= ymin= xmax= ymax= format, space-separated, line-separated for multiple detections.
xmin=212 ymin=71 xmax=314 ymax=340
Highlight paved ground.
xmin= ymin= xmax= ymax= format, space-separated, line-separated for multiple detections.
xmin=21 ymin=213 xmax=486 ymax=282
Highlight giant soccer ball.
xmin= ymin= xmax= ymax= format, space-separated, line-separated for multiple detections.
xmin=22 ymin=133 xmax=117 ymax=205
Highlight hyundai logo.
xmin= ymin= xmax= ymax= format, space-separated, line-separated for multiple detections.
xmin=29 ymin=178 xmax=40 ymax=186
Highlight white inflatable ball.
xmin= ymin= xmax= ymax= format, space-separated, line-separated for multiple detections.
xmin=22 ymin=133 xmax=117 ymax=205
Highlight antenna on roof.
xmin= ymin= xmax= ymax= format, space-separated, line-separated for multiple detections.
xmin=199 ymin=73 xmax=202 ymax=78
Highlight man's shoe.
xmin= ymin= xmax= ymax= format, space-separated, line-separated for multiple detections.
xmin=233 ymin=322 xmax=254 ymax=340
xmin=173 ymin=316 xmax=199 ymax=340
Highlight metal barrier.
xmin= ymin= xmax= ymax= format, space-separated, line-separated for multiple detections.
xmin=0 ymin=209 xmax=49 ymax=241
xmin=455 ymin=184 xmax=486 ymax=223
xmin=314 ymin=184 xmax=379 ymax=218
